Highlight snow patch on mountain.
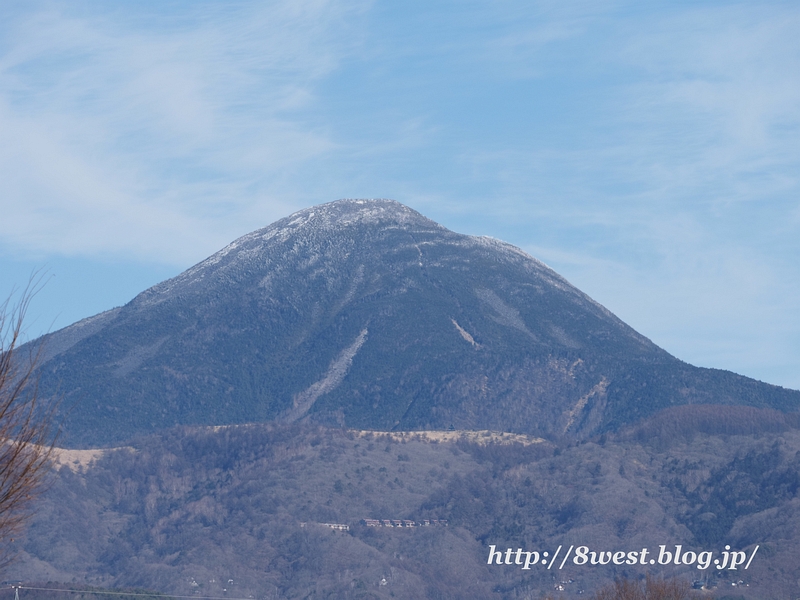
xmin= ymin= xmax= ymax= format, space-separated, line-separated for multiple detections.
xmin=284 ymin=328 xmax=369 ymax=422
xmin=475 ymin=288 xmax=537 ymax=341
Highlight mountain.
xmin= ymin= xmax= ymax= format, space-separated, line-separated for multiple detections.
xmin=9 ymin=420 xmax=800 ymax=599
xmin=30 ymin=199 xmax=800 ymax=447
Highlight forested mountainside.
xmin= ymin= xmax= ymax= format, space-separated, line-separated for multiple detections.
xmin=25 ymin=199 xmax=800 ymax=447
xmin=9 ymin=413 xmax=800 ymax=599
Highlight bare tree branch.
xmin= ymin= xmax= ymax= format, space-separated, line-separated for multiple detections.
xmin=592 ymin=575 xmax=702 ymax=600
xmin=0 ymin=278 xmax=59 ymax=570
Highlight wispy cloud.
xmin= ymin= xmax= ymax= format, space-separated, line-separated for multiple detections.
xmin=0 ymin=0 xmax=369 ymax=263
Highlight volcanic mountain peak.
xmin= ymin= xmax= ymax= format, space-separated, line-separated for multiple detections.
xmin=29 ymin=199 xmax=800 ymax=446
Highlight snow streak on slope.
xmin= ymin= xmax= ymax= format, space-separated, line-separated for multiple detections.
xmin=284 ymin=328 xmax=369 ymax=423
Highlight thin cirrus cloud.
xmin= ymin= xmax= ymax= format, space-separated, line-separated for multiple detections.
xmin=445 ymin=2 xmax=800 ymax=263
xmin=616 ymin=6 xmax=800 ymax=199
xmin=0 ymin=0 xmax=368 ymax=264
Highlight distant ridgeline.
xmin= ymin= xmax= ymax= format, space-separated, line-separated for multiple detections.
xmin=12 ymin=421 xmax=800 ymax=598
xmin=24 ymin=199 xmax=800 ymax=447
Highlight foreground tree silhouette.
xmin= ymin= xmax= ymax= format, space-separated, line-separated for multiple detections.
xmin=0 ymin=285 xmax=58 ymax=569
xmin=592 ymin=575 xmax=705 ymax=600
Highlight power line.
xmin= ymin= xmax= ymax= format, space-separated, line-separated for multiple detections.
xmin=12 ymin=586 xmax=257 ymax=600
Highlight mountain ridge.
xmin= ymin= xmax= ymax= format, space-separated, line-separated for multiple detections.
xmin=27 ymin=199 xmax=799 ymax=447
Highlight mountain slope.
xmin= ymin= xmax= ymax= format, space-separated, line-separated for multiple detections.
xmin=30 ymin=199 xmax=800 ymax=446
xmin=10 ymin=421 xmax=800 ymax=599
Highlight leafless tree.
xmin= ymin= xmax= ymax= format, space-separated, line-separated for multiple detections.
xmin=0 ymin=282 xmax=58 ymax=569
xmin=592 ymin=575 xmax=705 ymax=600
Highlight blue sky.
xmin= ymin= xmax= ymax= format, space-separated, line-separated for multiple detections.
xmin=2 ymin=0 xmax=799 ymax=389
